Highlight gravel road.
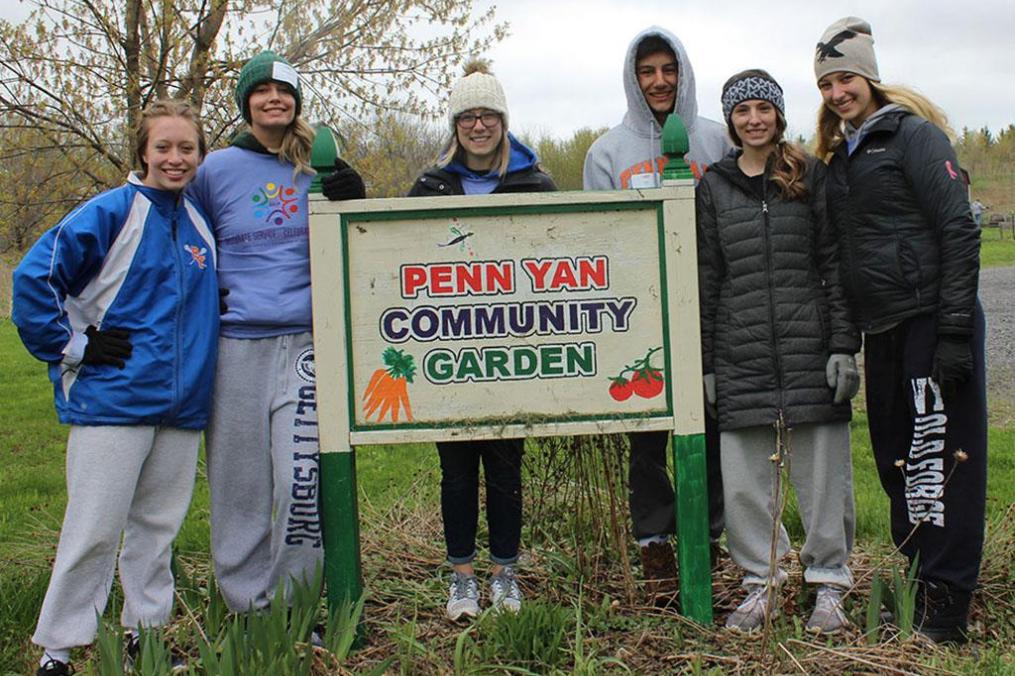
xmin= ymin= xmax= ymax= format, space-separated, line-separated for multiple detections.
xmin=981 ymin=266 xmax=1015 ymax=418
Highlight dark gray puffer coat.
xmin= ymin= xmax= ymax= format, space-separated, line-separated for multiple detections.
xmin=696 ymin=152 xmax=860 ymax=432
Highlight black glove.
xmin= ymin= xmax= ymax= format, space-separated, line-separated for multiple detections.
xmin=932 ymin=335 xmax=973 ymax=393
xmin=219 ymin=288 xmax=229 ymax=315
xmin=82 ymin=325 xmax=132 ymax=368
xmin=321 ymin=158 xmax=366 ymax=201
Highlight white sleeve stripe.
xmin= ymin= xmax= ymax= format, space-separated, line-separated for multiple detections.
xmin=185 ymin=201 xmax=217 ymax=268
xmin=65 ymin=193 xmax=150 ymax=334
xmin=45 ymin=200 xmax=94 ymax=343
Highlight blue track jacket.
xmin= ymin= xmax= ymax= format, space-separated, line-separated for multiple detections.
xmin=12 ymin=174 xmax=220 ymax=429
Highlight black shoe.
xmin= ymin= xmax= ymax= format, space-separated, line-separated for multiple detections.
xmin=125 ymin=634 xmax=188 ymax=673
xmin=36 ymin=659 xmax=72 ymax=676
xmin=915 ymin=580 xmax=971 ymax=644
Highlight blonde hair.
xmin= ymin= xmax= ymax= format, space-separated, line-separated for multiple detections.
xmin=815 ymin=80 xmax=954 ymax=160
xmin=436 ymin=124 xmax=511 ymax=178
xmin=275 ymin=117 xmax=317 ymax=180
xmin=134 ymin=99 xmax=207 ymax=176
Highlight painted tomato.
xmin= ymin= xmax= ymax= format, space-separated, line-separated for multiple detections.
xmin=609 ymin=379 xmax=633 ymax=401
xmin=631 ymin=369 xmax=664 ymax=398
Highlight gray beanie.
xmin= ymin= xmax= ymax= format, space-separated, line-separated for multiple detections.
xmin=814 ymin=17 xmax=880 ymax=83
xmin=447 ymin=60 xmax=509 ymax=130
xmin=235 ymin=51 xmax=303 ymax=123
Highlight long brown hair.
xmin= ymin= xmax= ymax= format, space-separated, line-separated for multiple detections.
xmin=815 ymin=79 xmax=953 ymax=160
xmin=134 ymin=99 xmax=207 ymax=176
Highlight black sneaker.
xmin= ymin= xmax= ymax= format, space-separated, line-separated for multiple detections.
xmin=36 ymin=659 xmax=72 ymax=676
xmin=915 ymin=580 xmax=971 ymax=644
xmin=125 ymin=634 xmax=188 ymax=673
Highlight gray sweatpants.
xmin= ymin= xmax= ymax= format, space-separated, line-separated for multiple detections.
xmin=33 ymin=425 xmax=199 ymax=651
xmin=721 ymin=422 xmax=854 ymax=588
xmin=206 ymin=333 xmax=323 ymax=612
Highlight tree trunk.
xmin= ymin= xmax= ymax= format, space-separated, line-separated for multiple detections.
xmin=124 ymin=0 xmax=142 ymax=169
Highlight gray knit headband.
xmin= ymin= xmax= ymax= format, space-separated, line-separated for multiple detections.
xmin=721 ymin=76 xmax=785 ymax=121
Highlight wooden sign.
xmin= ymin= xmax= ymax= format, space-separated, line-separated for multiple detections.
xmin=308 ymin=185 xmax=712 ymax=624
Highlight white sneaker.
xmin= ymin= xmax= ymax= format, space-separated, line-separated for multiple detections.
xmin=489 ymin=566 xmax=522 ymax=613
xmin=446 ymin=571 xmax=480 ymax=621
xmin=725 ymin=584 xmax=779 ymax=632
xmin=806 ymin=585 xmax=849 ymax=634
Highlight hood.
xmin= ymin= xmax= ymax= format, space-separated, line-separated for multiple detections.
xmin=843 ymin=103 xmax=906 ymax=154
xmin=443 ymin=132 xmax=539 ymax=179
xmin=622 ymin=26 xmax=700 ymax=139
xmin=230 ymin=129 xmax=274 ymax=154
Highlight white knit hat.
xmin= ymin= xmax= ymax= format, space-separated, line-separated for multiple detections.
xmin=447 ymin=60 xmax=509 ymax=130
xmin=814 ymin=17 xmax=880 ymax=83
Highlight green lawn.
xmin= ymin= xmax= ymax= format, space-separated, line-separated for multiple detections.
xmin=3 ymin=319 xmax=1014 ymax=674
xmin=981 ymin=233 xmax=1015 ymax=267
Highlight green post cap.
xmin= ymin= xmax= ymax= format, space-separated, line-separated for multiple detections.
xmin=309 ymin=124 xmax=341 ymax=193
xmin=661 ymin=113 xmax=694 ymax=182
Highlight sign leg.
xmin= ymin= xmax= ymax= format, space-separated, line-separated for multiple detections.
xmin=321 ymin=451 xmax=363 ymax=616
xmin=673 ymin=433 xmax=713 ymax=623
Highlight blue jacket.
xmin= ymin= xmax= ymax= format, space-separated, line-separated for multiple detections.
xmin=12 ymin=174 xmax=220 ymax=429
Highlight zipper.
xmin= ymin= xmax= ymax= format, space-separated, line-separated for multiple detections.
xmin=837 ymin=147 xmax=867 ymax=331
xmin=759 ymin=181 xmax=785 ymax=416
xmin=168 ymin=201 xmax=183 ymax=422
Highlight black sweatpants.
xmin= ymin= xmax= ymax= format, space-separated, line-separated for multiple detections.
xmin=863 ymin=305 xmax=987 ymax=593
xmin=627 ymin=413 xmax=724 ymax=542
xmin=437 ymin=438 xmax=523 ymax=566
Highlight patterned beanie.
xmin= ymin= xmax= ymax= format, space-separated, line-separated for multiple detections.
xmin=721 ymin=69 xmax=785 ymax=123
xmin=447 ymin=60 xmax=509 ymax=130
xmin=814 ymin=17 xmax=880 ymax=83
xmin=234 ymin=51 xmax=303 ymax=123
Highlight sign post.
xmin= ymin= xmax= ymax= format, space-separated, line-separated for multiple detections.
xmin=309 ymin=171 xmax=711 ymax=623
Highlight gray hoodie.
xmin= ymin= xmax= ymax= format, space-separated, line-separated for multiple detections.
xmin=583 ymin=26 xmax=731 ymax=190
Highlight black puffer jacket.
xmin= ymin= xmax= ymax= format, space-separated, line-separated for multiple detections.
xmin=408 ymin=164 xmax=556 ymax=197
xmin=825 ymin=109 xmax=979 ymax=336
xmin=697 ymin=153 xmax=860 ymax=431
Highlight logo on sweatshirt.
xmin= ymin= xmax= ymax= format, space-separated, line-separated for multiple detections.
xmin=251 ymin=182 xmax=300 ymax=225
xmin=619 ymin=156 xmax=706 ymax=189
xmin=183 ymin=244 xmax=208 ymax=269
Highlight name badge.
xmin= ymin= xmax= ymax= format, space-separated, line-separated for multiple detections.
xmin=629 ymin=172 xmax=660 ymax=189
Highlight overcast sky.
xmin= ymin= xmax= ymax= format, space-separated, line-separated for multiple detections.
xmin=3 ymin=0 xmax=1012 ymax=141
xmin=476 ymin=0 xmax=1015 ymax=141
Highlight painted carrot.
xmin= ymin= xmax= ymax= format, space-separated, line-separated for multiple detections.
xmin=362 ymin=347 xmax=416 ymax=423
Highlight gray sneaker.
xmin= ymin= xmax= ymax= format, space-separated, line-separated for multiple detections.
xmin=489 ymin=566 xmax=522 ymax=613
xmin=725 ymin=584 xmax=779 ymax=632
xmin=806 ymin=585 xmax=849 ymax=634
xmin=446 ymin=571 xmax=480 ymax=621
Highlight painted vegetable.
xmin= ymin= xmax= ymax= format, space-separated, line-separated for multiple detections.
xmin=363 ymin=347 xmax=416 ymax=423
xmin=631 ymin=369 xmax=664 ymax=398
xmin=609 ymin=378 xmax=634 ymax=401
xmin=608 ymin=347 xmax=666 ymax=400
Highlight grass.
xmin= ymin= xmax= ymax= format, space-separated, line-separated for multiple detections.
xmin=980 ymin=232 xmax=1015 ymax=267
xmin=2 ymin=318 xmax=1015 ymax=674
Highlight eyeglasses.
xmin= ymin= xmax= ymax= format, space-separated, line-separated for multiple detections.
xmin=456 ymin=112 xmax=501 ymax=128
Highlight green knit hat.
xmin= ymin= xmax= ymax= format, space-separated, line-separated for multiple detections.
xmin=234 ymin=51 xmax=302 ymax=123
